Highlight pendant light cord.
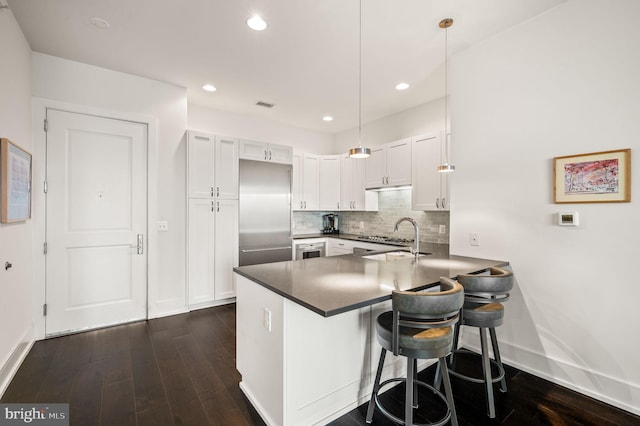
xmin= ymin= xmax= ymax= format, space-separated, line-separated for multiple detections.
xmin=444 ymin=22 xmax=449 ymax=165
xmin=358 ymin=0 xmax=362 ymax=146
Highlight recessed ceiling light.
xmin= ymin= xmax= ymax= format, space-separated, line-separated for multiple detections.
xmin=202 ymin=84 xmax=217 ymax=92
xmin=395 ymin=82 xmax=410 ymax=91
xmin=322 ymin=116 xmax=333 ymax=122
xmin=247 ymin=15 xmax=267 ymax=31
xmin=90 ymin=17 xmax=110 ymax=29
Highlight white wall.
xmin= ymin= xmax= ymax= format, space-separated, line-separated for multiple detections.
xmin=188 ymin=104 xmax=334 ymax=154
xmin=31 ymin=53 xmax=189 ymax=319
xmin=333 ymin=98 xmax=446 ymax=153
xmin=0 ymin=9 xmax=34 ymax=396
xmin=449 ymin=0 xmax=640 ymax=414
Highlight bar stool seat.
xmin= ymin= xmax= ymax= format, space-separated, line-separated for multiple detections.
xmin=366 ymin=278 xmax=464 ymax=426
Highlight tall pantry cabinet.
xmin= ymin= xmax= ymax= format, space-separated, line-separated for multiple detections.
xmin=186 ymin=131 xmax=239 ymax=308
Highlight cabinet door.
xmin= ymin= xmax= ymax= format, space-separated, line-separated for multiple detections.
xmin=364 ymin=146 xmax=385 ymax=189
xmin=386 ymin=138 xmax=412 ymax=187
xmin=239 ymin=139 xmax=269 ymax=161
xmin=302 ymin=154 xmax=320 ymax=210
xmin=411 ymin=133 xmax=446 ymax=211
xmin=292 ymin=153 xmax=302 ymax=210
xmin=340 ymin=155 xmax=354 ymax=210
xmin=187 ymin=131 xmax=215 ymax=198
xmin=319 ymin=155 xmax=341 ymax=210
xmin=215 ymin=136 xmax=239 ymax=199
xmin=352 ymin=157 xmax=368 ymax=210
xmin=214 ymin=199 xmax=239 ymax=300
xmin=187 ymin=198 xmax=215 ymax=305
xmin=267 ymin=143 xmax=293 ymax=164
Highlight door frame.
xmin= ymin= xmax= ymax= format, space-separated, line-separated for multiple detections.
xmin=31 ymin=98 xmax=159 ymax=340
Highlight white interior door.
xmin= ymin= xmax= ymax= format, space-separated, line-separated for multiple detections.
xmin=45 ymin=109 xmax=148 ymax=336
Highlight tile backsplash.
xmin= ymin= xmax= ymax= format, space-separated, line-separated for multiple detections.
xmin=292 ymin=189 xmax=449 ymax=244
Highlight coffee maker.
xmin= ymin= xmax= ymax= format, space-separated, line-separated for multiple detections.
xmin=322 ymin=214 xmax=339 ymax=234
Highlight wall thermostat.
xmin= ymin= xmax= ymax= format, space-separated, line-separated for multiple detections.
xmin=558 ymin=212 xmax=579 ymax=227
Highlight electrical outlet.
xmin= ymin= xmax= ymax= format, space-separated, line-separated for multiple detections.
xmin=157 ymin=221 xmax=169 ymax=231
xmin=470 ymin=232 xmax=480 ymax=246
xmin=439 ymin=225 xmax=446 ymax=235
xmin=263 ymin=308 xmax=272 ymax=332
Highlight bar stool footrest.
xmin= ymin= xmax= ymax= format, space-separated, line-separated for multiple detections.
xmin=448 ymin=349 xmax=505 ymax=384
xmin=372 ymin=377 xmax=452 ymax=426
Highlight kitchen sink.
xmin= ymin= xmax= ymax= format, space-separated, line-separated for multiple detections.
xmin=361 ymin=251 xmax=428 ymax=262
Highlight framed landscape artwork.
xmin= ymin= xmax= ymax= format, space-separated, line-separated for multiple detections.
xmin=554 ymin=149 xmax=631 ymax=203
xmin=1 ymin=138 xmax=32 ymax=223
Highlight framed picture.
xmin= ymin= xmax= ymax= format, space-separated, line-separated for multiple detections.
xmin=1 ymin=138 xmax=32 ymax=222
xmin=554 ymin=149 xmax=631 ymax=203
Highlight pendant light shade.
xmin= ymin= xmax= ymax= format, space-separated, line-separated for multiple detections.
xmin=438 ymin=18 xmax=455 ymax=173
xmin=349 ymin=146 xmax=371 ymax=158
xmin=348 ymin=0 xmax=370 ymax=159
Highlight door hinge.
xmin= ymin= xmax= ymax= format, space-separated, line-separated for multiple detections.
xmin=43 ymin=180 xmax=48 ymax=193
xmin=43 ymin=242 xmax=48 ymax=255
xmin=44 ymin=119 xmax=48 ymax=132
xmin=43 ymin=304 xmax=47 ymax=316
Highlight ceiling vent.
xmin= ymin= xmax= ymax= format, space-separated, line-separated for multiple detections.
xmin=256 ymin=101 xmax=275 ymax=108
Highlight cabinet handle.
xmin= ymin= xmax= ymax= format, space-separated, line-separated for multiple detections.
xmin=382 ymin=177 xmax=385 ymax=186
xmin=435 ymin=198 xmax=440 ymax=209
xmin=217 ymin=201 xmax=220 ymax=212
xmin=441 ymin=198 xmax=446 ymax=209
xmin=337 ymin=202 xmax=340 ymax=209
xmin=216 ymin=186 xmax=220 ymax=197
xmin=269 ymin=150 xmax=272 ymax=160
xmin=304 ymin=201 xmax=307 ymax=209
xmin=300 ymin=201 xmax=303 ymax=209
xmin=210 ymin=186 xmax=214 ymax=197
xmin=211 ymin=201 xmax=215 ymax=212
xmin=264 ymin=149 xmax=268 ymax=160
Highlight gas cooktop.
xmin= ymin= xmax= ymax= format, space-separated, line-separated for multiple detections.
xmin=357 ymin=235 xmax=414 ymax=244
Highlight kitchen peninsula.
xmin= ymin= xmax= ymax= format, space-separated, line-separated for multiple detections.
xmin=234 ymin=244 xmax=508 ymax=426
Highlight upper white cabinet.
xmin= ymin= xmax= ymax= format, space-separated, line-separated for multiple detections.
xmin=340 ymin=155 xmax=378 ymax=211
xmin=319 ymin=155 xmax=341 ymax=210
xmin=187 ymin=131 xmax=238 ymax=199
xmin=239 ymin=139 xmax=292 ymax=164
xmin=365 ymin=138 xmax=412 ymax=189
xmin=292 ymin=152 xmax=319 ymax=210
xmin=411 ymin=133 xmax=449 ymax=211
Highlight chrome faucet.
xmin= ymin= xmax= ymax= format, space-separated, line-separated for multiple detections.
xmin=393 ymin=217 xmax=420 ymax=259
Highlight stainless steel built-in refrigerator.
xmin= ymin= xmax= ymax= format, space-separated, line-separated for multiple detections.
xmin=239 ymin=159 xmax=293 ymax=266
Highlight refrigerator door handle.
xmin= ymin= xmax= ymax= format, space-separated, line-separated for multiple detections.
xmin=241 ymin=246 xmax=292 ymax=253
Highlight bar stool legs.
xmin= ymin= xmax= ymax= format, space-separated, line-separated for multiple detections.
xmin=367 ymin=349 xmax=458 ymax=426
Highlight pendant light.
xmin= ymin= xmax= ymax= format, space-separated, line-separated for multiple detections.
xmin=438 ymin=18 xmax=455 ymax=172
xmin=348 ymin=0 xmax=371 ymax=159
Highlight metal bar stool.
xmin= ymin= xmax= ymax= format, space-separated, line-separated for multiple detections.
xmin=366 ymin=277 xmax=464 ymax=426
xmin=435 ymin=267 xmax=513 ymax=418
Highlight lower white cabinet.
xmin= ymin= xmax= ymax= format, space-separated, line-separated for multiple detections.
xmin=187 ymin=198 xmax=239 ymax=306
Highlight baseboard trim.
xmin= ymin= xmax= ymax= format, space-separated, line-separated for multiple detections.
xmin=462 ymin=339 xmax=640 ymax=417
xmin=0 ymin=326 xmax=35 ymax=399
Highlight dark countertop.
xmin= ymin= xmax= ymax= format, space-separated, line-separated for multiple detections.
xmin=234 ymin=243 xmax=508 ymax=317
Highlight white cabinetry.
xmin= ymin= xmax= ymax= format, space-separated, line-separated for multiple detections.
xmin=239 ymin=139 xmax=292 ymax=164
xmin=365 ymin=138 xmax=412 ymax=189
xmin=411 ymin=133 xmax=449 ymax=211
xmin=327 ymin=238 xmax=393 ymax=256
xmin=187 ymin=132 xmax=238 ymax=199
xmin=186 ymin=130 xmax=239 ymax=307
xmin=319 ymin=155 xmax=341 ymax=210
xmin=292 ymin=152 xmax=319 ymax=210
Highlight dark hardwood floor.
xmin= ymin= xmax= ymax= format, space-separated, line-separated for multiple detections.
xmin=2 ymin=305 xmax=638 ymax=425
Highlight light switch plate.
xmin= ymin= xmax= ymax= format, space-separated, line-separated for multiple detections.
xmin=157 ymin=221 xmax=169 ymax=231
